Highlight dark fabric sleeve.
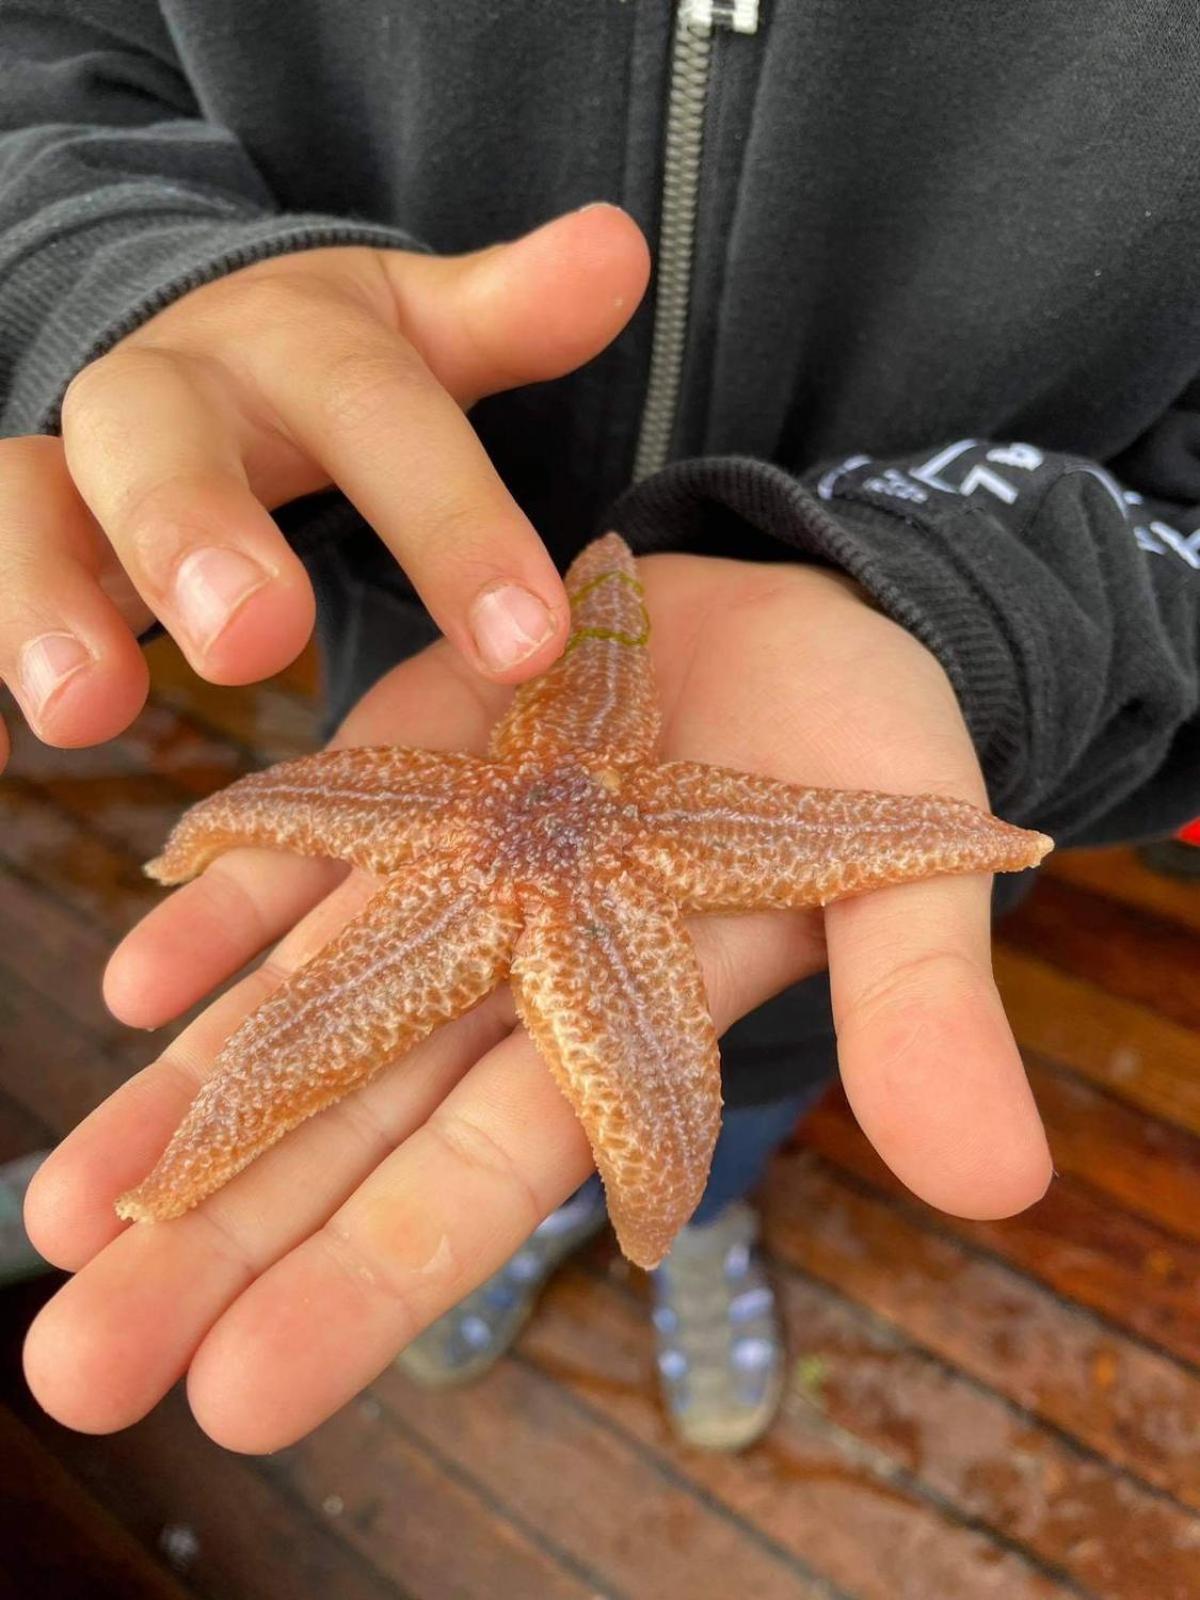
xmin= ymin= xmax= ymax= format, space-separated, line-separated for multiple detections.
xmin=606 ymin=422 xmax=1200 ymax=848
xmin=0 ymin=0 xmax=426 ymax=435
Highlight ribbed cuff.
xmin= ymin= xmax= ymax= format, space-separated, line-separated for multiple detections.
xmin=605 ymin=455 xmax=1030 ymax=807
xmin=5 ymin=204 xmax=428 ymax=433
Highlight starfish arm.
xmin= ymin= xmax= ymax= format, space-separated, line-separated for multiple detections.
xmin=511 ymin=872 xmax=722 ymax=1269
xmin=145 ymin=746 xmax=491 ymax=883
xmin=116 ymin=857 xmax=520 ymax=1222
xmin=490 ymin=532 xmax=660 ymax=768
xmin=627 ymin=762 xmax=1054 ymax=911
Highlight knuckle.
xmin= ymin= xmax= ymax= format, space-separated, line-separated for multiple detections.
xmin=0 ymin=535 xmax=47 ymax=595
xmin=216 ymin=269 xmax=333 ymax=331
xmin=110 ymin=470 xmax=230 ymax=563
xmin=194 ymin=1197 xmax=259 ymax=1279
xmin=324 ymin=1086 xmax=394 ymax=1165
xmin=191 ymin=862 xmax=273 ymax=962
xmin=844 ymin=946 xmax=986 ymax=1039
xmin=413 ymin=492 xmax=504 ymax=565
xmin=697 ymin=927 xmax=758 ymax=1030
xmin=60 ymin=358 xmax=116 ymax=431
xmin=62 ymin=345 xmax=175 ymax=428
xmin=424 ymin=1108 xmax=542 ymax=1233
xmin=0 ymin=433 xmax=59 ymax=473
xmin=316 ymin=344 xmax=428 ymax=434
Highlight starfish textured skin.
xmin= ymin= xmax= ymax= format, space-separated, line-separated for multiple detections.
xmin=118 ymin=534 xmax=1052 ymax=1267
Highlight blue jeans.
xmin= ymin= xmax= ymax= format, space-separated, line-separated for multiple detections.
xmin=572 ymin=1081 xmax=827 ymax=1231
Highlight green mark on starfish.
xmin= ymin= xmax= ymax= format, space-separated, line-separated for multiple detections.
xmin=563 ymin=566 xmax=650 ymax=653
xmin=567 ymin=565 xmax=644 ymax=604
xmin=565 ymin=625 xmax=650 ymax=652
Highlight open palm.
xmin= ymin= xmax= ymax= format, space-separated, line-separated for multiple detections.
xmin=23 ymin=551 xmax=1050 ymax=1451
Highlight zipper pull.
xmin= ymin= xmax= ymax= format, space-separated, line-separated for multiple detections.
xmin=680 ymin=0 xmax=760 ymax=34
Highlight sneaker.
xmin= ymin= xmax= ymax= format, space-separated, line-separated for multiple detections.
xmin=650 ymin=1200 xmax=784 ymax=1452
xmin=396 ymin=1182 xmax=608 ymax=1387
xmin=0 ymin=1150 xmax=51 ymax=1288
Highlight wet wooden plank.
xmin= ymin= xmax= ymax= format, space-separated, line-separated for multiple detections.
xmin=994 ymin=947 xmax=1200 ymax=1138
xmin=520 ymin=1264 xmax=1075 ymax=1600
xmin=373 ymin=1348 xmax=825 ymax=1600
xmin=144 ymin=638 xmax=319 ymax=765
xmin=1000 ymin=878 xmax=1200 ymax=1033
xmin=1024 ymin=1056 xmax=1200 ymax=1246
xmin=0 ymin=960 xmax=155 ymax=1138
xmin=771 ymin=1273 xmax=1200 ymax=1600
xmin=0 ymin=652 xmax=310 ymax=951
xmin=0 ymin=1083 xmax=53 ymax=1165
xmin=0 ymin=1405 xmax=190 ymax=1600
xmin=0 ymin=776 xmax=160 ymax=938
xmin=0 ymin=1359 xmax=399 ymax=1600
xmin=0 ymin=870 xmax=127 ymax=1045
xmin=266 ymin=1393 xmax=600 ymax=1600
xmin=801 ymin=1089 xmax=1200 ymax=1371
xmin=763 ymin=1152 xmax=1200 ymax=1514
xmin=272 ymin=640 xmax=320 ymax=701
xmin=5 ymin=708 xmax=244 ymax=863
xmin=7 ymin=693 xmax=244 ymax=788
xmin=1048 ymin=846 xmax=1200 ymax=938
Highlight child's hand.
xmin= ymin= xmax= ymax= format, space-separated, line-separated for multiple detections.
xmin=0 ymin=204 xmax=649 ymax=769
xmin=22 ymin=553 xmax=1050 ymax=1450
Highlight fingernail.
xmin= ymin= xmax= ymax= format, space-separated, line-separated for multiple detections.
xmin=469 ymin=583 xmax=555 ymax=672
xmin=18 ymin=631 xmax=91 ymax=718
xmin=174 ymin=547 xmax=269 ymax=651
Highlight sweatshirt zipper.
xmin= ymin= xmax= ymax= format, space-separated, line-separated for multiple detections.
xmin=631 ymin=0 xmax=760 ymax=483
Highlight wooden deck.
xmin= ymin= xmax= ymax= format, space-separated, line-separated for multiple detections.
xmin=1 ymin=639 xmax=1198 ymax=1600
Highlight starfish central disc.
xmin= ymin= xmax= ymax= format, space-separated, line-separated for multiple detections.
xmin=484 ymin=763 xmax=627 ymax=892
xmin=118 ymin=532 xmax=1052 ymax=1268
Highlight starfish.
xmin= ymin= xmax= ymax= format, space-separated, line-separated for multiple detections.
xmin=117 ymin=534 xmax=1051 ymax=1267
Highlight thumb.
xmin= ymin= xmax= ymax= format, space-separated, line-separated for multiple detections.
xmin=381 ymin=203 xmax=652 ymax=405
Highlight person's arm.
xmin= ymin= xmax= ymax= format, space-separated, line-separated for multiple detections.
xmin=0 ymin=4 xmax=651 ymax=763
xmin=0 ymin=0 xmax=426 ymax=435
xmin=609 ymin=414 xmax=1200 ymax=844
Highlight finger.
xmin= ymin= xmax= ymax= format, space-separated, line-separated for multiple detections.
xmin=177 ymin=907 xmax=812 ymax=1453
xmin=103 ymin=850 xmax=344 ymax=1029
xmin=233 ymin=298 xmax=569 ymax=684
xmin=826 ymin=870 xmax=1052 ymax=1219
xmin=230 ymin=205 xmax=648 ymax=688
xmin=22 ymin=976 xmax=512 ymax=1435
xmin=105 ymin=637 xmax=503 ymax=1029
xmin=28 ymin=866 xmax=388 ymax=1270
xmin=186 ymin=1027 xmax=590 ymax=1452
xmin=61 ymin=348 xmax=315 ymax=685
xmin=391 ymin=202 xmax=651 ymax=408
xmin=0 ymin=437 xmax=148 ymax=746
xmin=376 ymin=206 xmax=650 ymax=678
xmin=654 ymin=566 xmax=1052 ymax=1219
